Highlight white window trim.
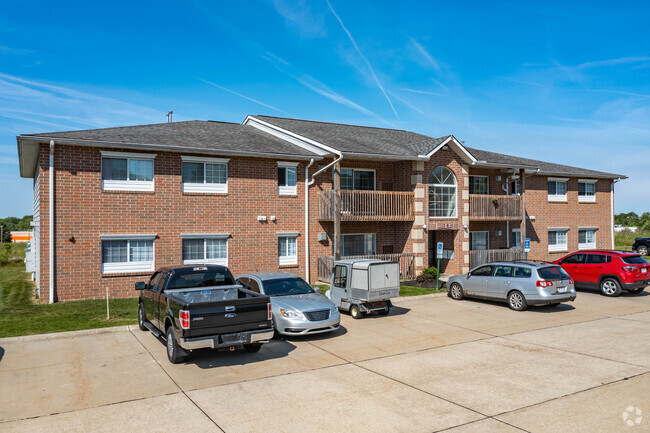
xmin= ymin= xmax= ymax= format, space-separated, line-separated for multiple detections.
xmin=181 ymin=234 xmax=229 ymax=266
xmin=341 ymin=233 xmax=377 ymax=256
xmin=181 ymin=156 xmax=229 ymax=194
xmin=548 ymin=177 xmax=568 ymax=202
xmin=469 ymin=175 xmax=489 ymax=194
xmin=511 ymin=228 xmax=521 ymax=248
xmin=429 ymin=167 xmax=458 ymax=219
xmin=278 ymin=162 xmax=298 ymax=195
xmin=470 ymin=231 xmax=490 ymax=251
xmin=548 ymin=228 xmax=569 ymax=252
xmin=101 ymin=151 xmax=156 ymax=192
xmin=341 ymin=168 xmax=377 ymax=191
xmin=278 ymin=233 xmax=298 ymax=265
xmin=100 ymin=235 xmax=156 ymax=274
xmin=578 ymin=228 xmax=597 ymax=250
xmin=578 ymin=179 xmax=597 ymax=203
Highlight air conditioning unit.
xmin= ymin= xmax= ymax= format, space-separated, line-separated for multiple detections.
xmin=495 ymin=230 xmax=502 ymax=236
xmin=318 ymin=233 xmax=328 ymax=242
xmin=495 ymin=175 xmax=502 ymax=181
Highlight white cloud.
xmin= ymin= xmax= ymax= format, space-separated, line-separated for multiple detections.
xmin=270 ymin=0 xmax=327 ymax=38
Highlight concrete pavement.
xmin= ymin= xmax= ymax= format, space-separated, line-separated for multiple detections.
xmin=1 ymin=290 xmax=649 ymax=432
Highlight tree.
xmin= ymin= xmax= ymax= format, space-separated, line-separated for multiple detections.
xmin=0 ymin=222 xmax=10 ymax=243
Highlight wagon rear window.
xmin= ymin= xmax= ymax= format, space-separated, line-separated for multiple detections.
xmin=537 ymin=266 xmax=571 ymax=280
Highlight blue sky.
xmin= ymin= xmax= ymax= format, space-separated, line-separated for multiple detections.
xmin=1 ymin=0 xmax=649 ymax=217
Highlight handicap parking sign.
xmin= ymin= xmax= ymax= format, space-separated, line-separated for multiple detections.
xmin=524 ymin=238 xmax=531 ymax=253
xmin=437 ymin=242 xmax=444 ymax=256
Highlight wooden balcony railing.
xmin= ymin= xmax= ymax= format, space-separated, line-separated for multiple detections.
xmin=469 ymin=248 xmax=524 ymax=269
xmin=317 ymin=253 xmax=415 ymax=283
xmin=469 ymin=194 xmax=522 ymax=221
xmin=318 ymin=190 xmax=415 ymax=222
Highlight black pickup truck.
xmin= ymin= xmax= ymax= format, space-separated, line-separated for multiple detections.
xmin=136 ymin=265 xmax=274 ymax=363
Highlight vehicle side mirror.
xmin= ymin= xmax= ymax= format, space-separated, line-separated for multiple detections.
xmin=466 ymin=272 xmax=471 ymax=278
xmin=134 ymin=282 xmax=146 ymax=291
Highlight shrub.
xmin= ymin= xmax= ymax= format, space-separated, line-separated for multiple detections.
xmin=421 ymin=266 xmax=438 ymax=278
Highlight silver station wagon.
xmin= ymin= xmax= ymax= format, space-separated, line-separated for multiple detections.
xmin=447 ymin=261 xmax=577 ymax=311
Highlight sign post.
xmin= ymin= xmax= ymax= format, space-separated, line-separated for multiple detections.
xmin=436 ymin=242 xmax=444 ymax=290
xmin=524 ymin=238 xmax=531 ymax=261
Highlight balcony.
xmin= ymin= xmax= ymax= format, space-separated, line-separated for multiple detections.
xmin=469 ymin=194 xmax=522 ymax=221
xmin=318 ymin=190 xmax=415 ymax=222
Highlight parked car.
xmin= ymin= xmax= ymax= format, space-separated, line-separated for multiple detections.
xmin=328 ymin=259 xmax=400 ymax=319
xmin=136 ymin=265 xmax=274 ymax=363
xmin=236 ymin=272 xmax=340 ymax=336
xmin=555 ymin=250 xmax=650 ymax=297
xmin=632 ymin=238 xmax=650 ymax=256
xmin=447 ymin=261 xmax=576 ymax=311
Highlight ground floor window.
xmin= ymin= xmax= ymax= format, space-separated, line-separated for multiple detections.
xmin=511 ymin=228 xmax=521 ymax=248
xmin=278 ymin=233 xmax=298 ymax=265
xmin=578 ymin=229 xmax=597 ymax=249
xmin=182 ymin=235 xmax=228 ymax=265
xmin=470 ymin=231 xmax=489 ymax=251
xmin=341 ymin=233 xmax=376 ymax=256
xmin=548 ymin=229 xmax=568 ymax=252
xmin=101 ymin=236 xmax=155 ymax=273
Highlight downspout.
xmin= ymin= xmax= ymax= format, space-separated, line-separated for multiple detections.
xmin=49 ymin=140 xmax=55 ymax=304
xmin=304 ymin=159 xmax=314 ymax=283
xmin=611 ymin=178 xmax=621 ymax=249
xmin=306 ymin=153 xmax=343 ymax=283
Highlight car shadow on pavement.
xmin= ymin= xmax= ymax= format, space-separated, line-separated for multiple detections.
xmin=575 ymin=289 xmax=648 ymax=298
xmin=457 ymin=297 xmax=576 ymax=312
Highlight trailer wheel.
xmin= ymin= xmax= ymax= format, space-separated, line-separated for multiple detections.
xmin=378 ymin=305 xmax=390 ymax=316
xmin=350 ymin=305 xmax=363 ymax=319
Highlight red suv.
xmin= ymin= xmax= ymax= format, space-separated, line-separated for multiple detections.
xmin=555 ymin=250 xmax=650 ymax=297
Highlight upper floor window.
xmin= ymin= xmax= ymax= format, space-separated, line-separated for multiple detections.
xmin=510 ymin=179 xmax=520 ymax=195
xmin=469 ymin=175 xmax=489 ymax=194
xmin=341 ymin=168 xmax=376 ymax=190
xmin=578 ymin=228 xmax=597 ymax=249
xmin=547 ymin=177 xmax=568 ymax=202
xmin=278 ymin=161 xmax=298 ymax=195
xmin=341 ymin=233 xmax=376 ymax=256
xmin=182 ymin=234 xmax=228 ymax=265
xmin=101 ymin=234 xmax=155 ymax=274
xmin=181 ymin=156 xmax=229 ymax=193
xmin=429 ymin=167 xmax=457 ymax=218
xmin=101 ymin=151 xmax=155 ymax=192
xmin=578 ymin=179 xmax=596 ymax=202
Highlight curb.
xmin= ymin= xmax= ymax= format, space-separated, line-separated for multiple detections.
xmin=394 ymin=292 xmax=448 ymax=303
xmin=0 ymin=324 xmax=138 ymax=344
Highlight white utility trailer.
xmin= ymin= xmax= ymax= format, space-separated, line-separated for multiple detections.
xmin=329 ymin=259 xmax=400 ymax=319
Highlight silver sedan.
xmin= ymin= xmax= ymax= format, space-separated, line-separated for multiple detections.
xmin=236 ymin=272 xmax=340 ymax=336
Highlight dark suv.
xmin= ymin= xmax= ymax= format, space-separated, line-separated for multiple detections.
xmin=555 ymin=250 xmax=650 ymax=297
xmin=632 ymin=237 xmax=649 ymax=256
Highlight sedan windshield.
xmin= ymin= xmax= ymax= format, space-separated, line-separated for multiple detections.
xmin=264 ymin=278 xmax=314 ymax=296
xmin=537 ymin=266 xmax=571 ymax=280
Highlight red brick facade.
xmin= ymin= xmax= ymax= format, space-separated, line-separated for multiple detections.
xmin=35 ymin=142 xmax=615 ymax=303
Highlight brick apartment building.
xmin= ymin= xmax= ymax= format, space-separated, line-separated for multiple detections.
xmin=17 ymin=115 xmax=625 ymax=303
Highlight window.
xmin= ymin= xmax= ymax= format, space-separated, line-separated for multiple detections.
xmin=182 ymin=235 xmax=228 ymax=265
xmin=494 ymin=265 xmax=513 ymax=277
xmin=101 ymin=151 xmax=155 ymax=191
xmin=469 ymin=176 xmax=489 ymax=194
xmin=578 ymin=229 xmax=597 ymax=249
xmin=548 ymin=229 xmax=568 ymax=252
xmin=586 ymin=254 xmax=610 ymax=264
xmin=278 ymin=233 xmax=298 ymax=265
xmin=561 ymin=254 xmax=585 ymax=264
xmin=511 ymin=179 xmax=520 ymax=195
xmin=278 ymin=161 xmax=298 ymax=195
xmin=341 ymin=233 xmax=376 ymax=256
xmin=181 ymin=156 xmax=228 ymax=193
xmin=511 ymin=228 xmax=521 ymax=248
xmin=578 ymin=179 xmax=596 ymax=202
xmin=513 ymin=267 xmax=532 ymax=278
xmin=537 ymin=266 xmax=571 ymax=280
xmin=429 ymin=167 xmax=457 ymax=218
xmin=333 ymin=265 xmax=348 ymax=288
xmin=470 ymin=231 xmax=489 ymax=251
xmin=340 ymin=168 xmax=376 ymax=190
xmin=472 ymin=265 xmax=493 ymax=276
xmin=101 ymin=235 xmax=155 ymax=273
xmin=547 ymin=178 xmax=568 ymax=202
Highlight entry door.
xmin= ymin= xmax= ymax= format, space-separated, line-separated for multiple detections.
xmin=428 ymin=231 xmax=437 ymax=267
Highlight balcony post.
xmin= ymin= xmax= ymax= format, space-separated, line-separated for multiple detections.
xmin=520 ymin=168 xmax=526 ymax=249
xmin=333 ymin=162 xmax=341 ymax=260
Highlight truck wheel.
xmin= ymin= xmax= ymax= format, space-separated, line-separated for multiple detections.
xmin=166 ymin=328 xmax=186 ymax=364
xmin=600 ymin=278 xmax=622 ymax=297
xmin=507 ymin=291 xmax=528 ymax=311
xmin=637 ymin=245 xmax=648 ymax=256
xmin=138 ymin=303 xmax=147 ymax=331
xmin=244 ymin=343 xmax=262 ymax=353
xmin=350 ymin=305 xmax=363 ymax=319
xmin=449 ymin=283 xmax=464 ymax=300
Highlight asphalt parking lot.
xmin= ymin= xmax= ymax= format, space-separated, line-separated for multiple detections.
xmin=1 ymin=290 xmax=649 ymax=432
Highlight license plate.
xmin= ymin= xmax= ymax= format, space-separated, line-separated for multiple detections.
xmin=642 ymin=268 xmax=647 ymax=273
xmin=557 ymin=287 xmax=568 ymax=293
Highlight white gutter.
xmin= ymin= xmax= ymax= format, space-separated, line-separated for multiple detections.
xmin=308 ymin=153 xmax=343 ymax=186
xmin=304 ymin=158 xmax=314 ymax=283
xmin=611 ymin=178 xmax=622 ymax=249
xmin=49 ymin=140 xmax=55 ymax=304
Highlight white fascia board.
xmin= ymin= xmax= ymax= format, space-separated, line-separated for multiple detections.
xmin=339 ymin=152 xmax=426 ymax=161
xmin=101 ymin=234 xmax=157 ymax=240
xmin=536 ymin=171 xmax=625 ymax=179
xmin=181 ymin=233 xmax=230 ymax=239
xmin=419 ymin=136 xmax=477 ymax=164
xmin=181 ymin=155 xmax=229 ymax=163
xmin=100 ymin=150 xmax=156 ymax=159
xmin=243 ymin=116 xmax=338 ymax=156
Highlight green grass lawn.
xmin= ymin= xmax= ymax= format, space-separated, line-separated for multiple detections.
xmin=313 ymin=283 xmax=446 ymax=297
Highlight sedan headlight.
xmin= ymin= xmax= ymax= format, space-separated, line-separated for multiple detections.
xmin=280 ymin=309 xmax=305 ymax=319
xmin=330 ymin=304 xmax=339 ymax=313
